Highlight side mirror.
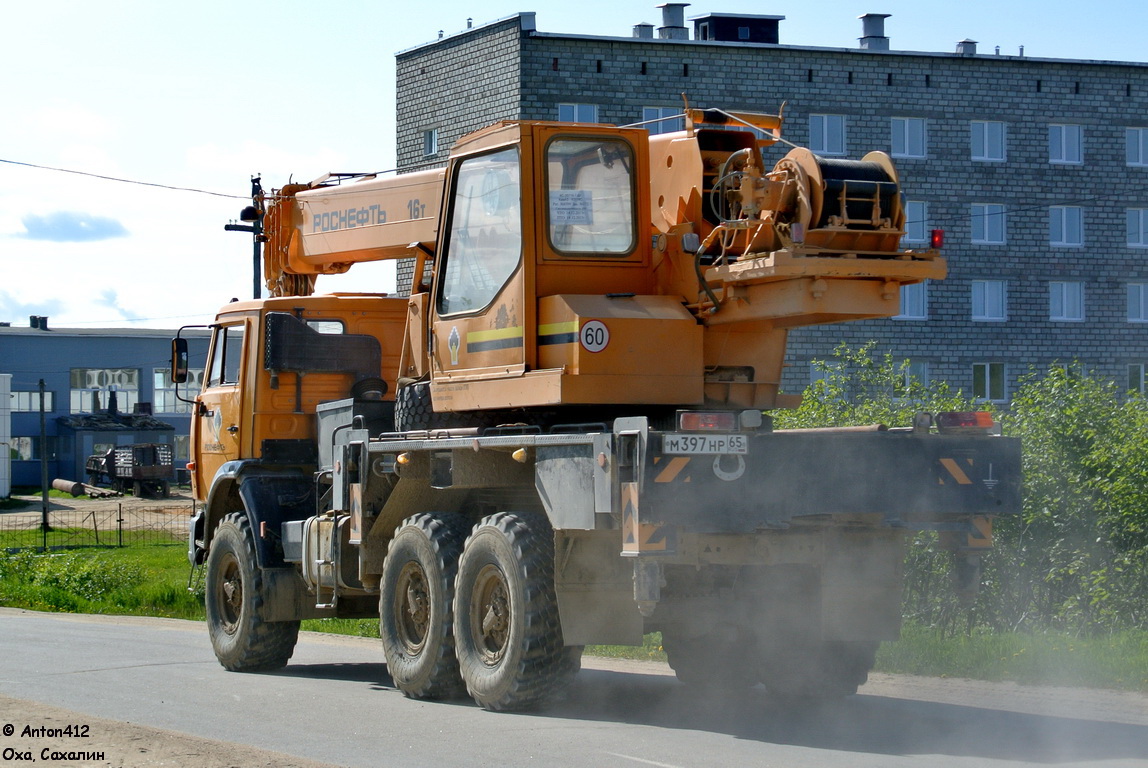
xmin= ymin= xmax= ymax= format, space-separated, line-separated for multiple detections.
xmin=171 ymin=338 xmax=189 ymax=383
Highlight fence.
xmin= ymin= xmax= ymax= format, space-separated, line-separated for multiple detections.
xmin=0 ymin=503 xmax=190 ymax=551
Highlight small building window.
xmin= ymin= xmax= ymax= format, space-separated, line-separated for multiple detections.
xmin=1126 ymin=128 xmax=1148 ymax=166
xmin=972 ymin=280 xmax=1007 ymax=321
xmin=891 ymin=117 xmax=927 ymax=158
xmin=1129 ymin=363 xmax=1148 ymax=394
xmin=153 ymin=368 xmax=205 ymax=414
xmin=971 ymin=204 xmax=1006 ymax=244
xmin=809 ymin=114 xmax=846 ymax=155
xmin=70 ymin=368 xmax=139 ymax=414
xmin=422 ymin=128 xmax=439 ymax=157
xmin=1049 ymin=124 xmax=1083 ymax=164
xmin=902 ymin=201 xmax=928 ymax=245
xmin=558 ymin=103 xmax=599 ymax=123
xmin=10 ymin=391 xmax=55 ymax=412
xmin=1049 ymin=206 xmax=1084 ymax=246
xmin=972 ymin=362 xmax=1006 ymax=402
xmin=1128 ymin=208 xmax=1148 ymax=247
xmin=1049 ymin=281 xmax=1085 ymax=321
xmin=895 ymin=281 xmax=928 ymax=320
xmin=971 ymin=120 xmax=1007 ymax=162
xmin=642 ymin=106 xmax=684 ymax=135
xmin=1128 ymin=283 xmax=1148 ymax=322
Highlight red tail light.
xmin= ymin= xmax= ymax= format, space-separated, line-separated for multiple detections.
xmin=935 ymin=411 xmax=994 ymax=434
xmin=679 ymin=411 xmax=738 ymax=431
xmin=930 ymin=229 xmax=945 ymax=249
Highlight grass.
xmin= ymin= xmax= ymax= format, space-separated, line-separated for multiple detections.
xmin=2 ymin=544 xmax=1146 ymax=692
xmin=876 ymin=622 xmax=1148 ymax=691
xmin=0 ymin=544 xmax=203 ymax=620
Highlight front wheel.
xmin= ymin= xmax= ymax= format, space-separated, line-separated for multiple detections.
xmin=453 ymin=511 xmax=573 ymax=711
xmin=205 ymin=512 xmax=300 ymax=671
xmin=379 ymin=512 xmax=468 ymax=699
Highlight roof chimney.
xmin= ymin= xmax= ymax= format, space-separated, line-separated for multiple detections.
xmin=633 ymin=22 xmax=655 ymax=38
xmin=858 ymin=13 xmax=891 ymax=51
xmin=656 ymin=3 xmax=690 ymax=40
xmin=957 ymin=38 xmax=978 ymax=56
xmin=28 ymin=315 xmax=49 ymax=330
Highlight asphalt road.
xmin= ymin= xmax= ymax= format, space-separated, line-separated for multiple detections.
xmin=1 ymin=609 xmax=1146 ymax=768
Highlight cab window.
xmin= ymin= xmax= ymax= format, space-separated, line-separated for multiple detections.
xmin=206 ymin=324 xmax=245 ymax=387
xmin=437 ymin=147 xmax=522 ymax=315
xmin=546 ymin=138 xmax=636 ymax=256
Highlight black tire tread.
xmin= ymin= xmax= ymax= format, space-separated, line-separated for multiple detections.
xmin=206 ymin=512 xmax=299 ymax=672
xmin=380 ymin=512 xmax=468 ymax=700
xmin=456 ymin=511 xmax=573 ymax=711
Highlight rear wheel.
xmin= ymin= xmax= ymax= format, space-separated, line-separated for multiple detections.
xmin=758 ymin=640 xmax=878 ymax=700
xmin=453 ymin=511 xmax=574 ymax=711
xmin=663 ymin=629 xmax=754 ymax=690
xmin=379 ymin=512 xmax=468 ymax=699
xmin=205 ymin=512 xmax=300 ymax=671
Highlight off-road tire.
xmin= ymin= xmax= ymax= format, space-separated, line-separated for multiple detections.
xmin=758 ymin=640 xmax=878 ymax=700
xmin=394 ymin=382 xmax=471 ymax=432
xmin=205 ymin=512 xmax=300 ymax=672
xmin=453 ymin=511 xmax=574 ymax=711
xmin=379 ymin=512 xmax=468 ymax=699
xmin=663 ymin=630 xmax=753 ymax=690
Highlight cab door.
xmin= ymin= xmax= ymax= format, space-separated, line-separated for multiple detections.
xmin=191 ymin=319 xmax=249 ymax=495
xmin=430 ymin=143 xmax=529 ymax=406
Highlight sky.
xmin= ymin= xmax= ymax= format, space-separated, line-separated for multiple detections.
xmin=2 ymin=0 xmax=1146 ymax=330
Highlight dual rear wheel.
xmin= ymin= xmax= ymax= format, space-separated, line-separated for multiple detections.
xmin=380 ymin=510 xmax=579 ymax=711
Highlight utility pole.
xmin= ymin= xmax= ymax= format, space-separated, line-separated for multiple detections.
xmin=224 ymin=176 xmax=265 ymax=300
xmin=39 ymin=379 xmax=48 ymax=542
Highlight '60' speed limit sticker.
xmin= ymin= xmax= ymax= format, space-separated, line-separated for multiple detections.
xmin=580 ymin=320 xmax=609 ymax=353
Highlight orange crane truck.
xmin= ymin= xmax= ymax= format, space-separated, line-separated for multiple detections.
xmin=171 ymin=108 xmax=1021 ymax=710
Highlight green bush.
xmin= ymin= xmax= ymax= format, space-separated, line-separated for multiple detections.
xmin=784 ymin=346 xmax=1148 ymax=635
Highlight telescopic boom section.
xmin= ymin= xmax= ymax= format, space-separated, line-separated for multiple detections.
xmin=262 ymin=169 xmax=445 ymax=298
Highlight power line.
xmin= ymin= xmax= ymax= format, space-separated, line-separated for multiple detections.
xmin=0 ymin=158 xmax=247 ymax=200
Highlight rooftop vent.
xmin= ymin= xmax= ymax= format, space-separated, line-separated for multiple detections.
xmin=657 ymin=2 xmax=690 ymax=40
xmin=28 ymin=315 xmax=49 ymax=331
xmin=957 ymin=38 xmax=978 ymax=56
xmin=858 ymin=13 xmax=891 ymax=51
xmin=633 ymin=22 xmax=654 ymax=39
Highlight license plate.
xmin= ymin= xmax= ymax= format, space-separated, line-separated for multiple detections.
xmin=662 ymin=433 xmax=748 ymax=455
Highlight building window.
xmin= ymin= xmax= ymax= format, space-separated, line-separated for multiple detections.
xmin=642 ymin=106 xmax=684 ymax=135
xmin=1128 ymin=283 xmax=1148 ymax=322
xmin=10 ymin=391 xmax=55 ymax=412
xmin=1129 ymin=364 xmax=1148 ymax=394
xmin=1049 ymin=124 xmax=1083 ymax=164
xmin=737 ymin=26 xmax=750 ymax=40
xmin=70 ymin=368 xmax=139 ymax=414
xmin=1049 ymin=281 xmax=1085 ymax=321
xmin=972 ymin=280 xmax=1007 ymax=321
xmin=972 ymin=362 xmax=1006 ymax=402
xmin=422 ymin=128 xmax=438 ymax=157
xmin=1128 ymin=209 xmax=1148 ymax=247
xmin=1126 ymin=127 xmax=1148 ymax=166
xmin=902 ymin=200 xmax=928 ymax=245
xmin=153 ymin=368 xmax=205 ymax=414
xmin=971 ymin=204 xmax=1006 ymax=244
xmin=971 ymin=120 xmax=1007 ymax=161
xmin=809 ymin=114 xmax=846 ymax=155
xmin=8 ymin=436 xmax=59 ymax=462
xmin=891 ymin=117 xmax=926 ymax=158
xmin=903 ymin=361 xmax=930 ymax=390
xmin=1049 ymin=206 xmax=1084 ymax=246
xmin=895 ymin=281 xmax=928 ymax=319
xmin=174 ymin=435 xmax=191 ymax=462
xmin=557 ymin=103 xmax=599 ymax=123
